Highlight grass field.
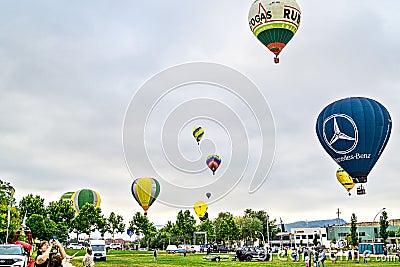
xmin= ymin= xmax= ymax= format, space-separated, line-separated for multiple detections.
xmin=66 ymin=249 xmax=400 ymax=267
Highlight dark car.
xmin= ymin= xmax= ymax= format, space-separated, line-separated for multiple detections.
xmin=234 ymin=246 xmax=270 ymax=262
xmin=213 ymin=245 xmax=232 ymax=253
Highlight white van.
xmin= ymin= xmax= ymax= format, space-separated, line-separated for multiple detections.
xmin=90 ymin=240 xmax=107 ymax=261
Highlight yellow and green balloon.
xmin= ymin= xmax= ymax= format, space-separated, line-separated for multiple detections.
xmin=131 ymin=178 xmax=160 ymax=215
xmin=71 ymin=189 xmax=101 ymax=213
xmin=60 ymin=191 xmax=74 ymax=205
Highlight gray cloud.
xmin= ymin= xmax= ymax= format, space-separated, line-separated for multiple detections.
xmin=0 ymin=0 xmax=398 ymax=230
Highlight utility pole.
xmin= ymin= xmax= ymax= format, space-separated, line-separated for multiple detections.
xmin=336 ymin=208 xmax=341 ymax=226
xmin=266 ymin=215 xmax=270 ymax=248
xmin=280 ymin=217 xmax=284 ymax=249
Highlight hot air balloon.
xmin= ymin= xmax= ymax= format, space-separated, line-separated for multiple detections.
xmin=316 ymin=97 xmax=392 ymax=187
xmin=248 ymin=0 xmax=301 ymax=63
xmin=193 ymin=201 xmax=208 ymax=220
xmin=60 ymin=191 xmax=74 ymax=202
xmin=206 ymin=192 xmax=211 ymax=199
xmin=201 ymin=212 xmax=209 ymax=221
xmin=60 ymin=191 xmax=74 ymax=206
xmin=206 ymin=155 xmax=221 ymax=175
xmin=131 ymin=177 xmax=160 ymax=215
xmin=336 ymin=168 xmax=355 ymax=196
xmin=192 ymin=126 xmax=204 ymax=145
xmin=72 ymin=189 xmax=101 ymax=213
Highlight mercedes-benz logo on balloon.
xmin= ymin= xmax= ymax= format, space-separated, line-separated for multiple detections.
xmin=322 ymin=114 xmax=358 ymax=154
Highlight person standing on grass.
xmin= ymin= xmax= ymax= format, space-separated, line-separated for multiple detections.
xmin=82 ymin=247 xmax=94 ymax=267
xmin=305 ymin=253 xmax=310 ymax=267
xmin=362 ymin=250 xmax=368 ymax=263
xmin=153 ymin=248 xmax=158 ymax=261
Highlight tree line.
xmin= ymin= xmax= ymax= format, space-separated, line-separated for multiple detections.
xmin=0 ymin=180 xmax=279 ymax=248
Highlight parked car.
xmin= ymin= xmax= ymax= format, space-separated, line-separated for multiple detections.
xmin=233 ymin=246 xmax=270 ymax=262
xmin=109 ymin=243 xmax=122 ymax=250
xmin=213 ymin=245 xmax=232 ymax=253
xmin=67 ymin=243 xmax=85 ymax=250
xmin=0 ymin=244 xmax=28 ymax=267
xmin=165 ymin=245 xmax=178 ymax=254
xmin=191 ymin=245 xmax=201 ymax=253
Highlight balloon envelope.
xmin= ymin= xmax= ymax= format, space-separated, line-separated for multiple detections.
xmin=206 ymin=155 xmax=221 ymax=175
xmin=193 ymin=201 xmax=208 ymax=220
xmin=60 ymin=191 xmax=74 ymax=202
xmin=131 ymin=177 xmax=160 ymax=215
xmin=201 ymin=212 xmax=209 ymax=221
xmin=336 ymin=168 xmax=355 ymax=194
xmin=72 ymin=189 xmax=101 ymax=213
xmin=192 ymin=126 xmax=204 ymax=145
xmin=248 ymin=0 xmax=301 ymax=63
xmin=316 ymin=97 xmax=392 ymax=183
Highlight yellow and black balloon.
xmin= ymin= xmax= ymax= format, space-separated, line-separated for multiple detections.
xmin=193 ymin=201 xmax=208 ymax=221
xmin=192 ymin=126 xmax=204 ymax=145
xmin=131 ymin=177 xmax=160 ymax=215
xmin=336 ymin=168 xmax=355 ymax=196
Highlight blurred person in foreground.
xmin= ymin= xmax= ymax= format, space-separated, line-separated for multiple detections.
xmin=35 ymin=239 xmax=66 ymax=267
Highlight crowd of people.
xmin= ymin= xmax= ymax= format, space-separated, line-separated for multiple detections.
xmin=281 ymin=245 xmax=400 ymax=265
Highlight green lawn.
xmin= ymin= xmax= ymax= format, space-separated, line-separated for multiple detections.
xmin=66 ymin=250 xmax=400 ymax=267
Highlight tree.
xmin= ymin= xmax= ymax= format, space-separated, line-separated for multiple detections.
xmin=19 ymin=194 xmax=46 ymax=218
xmin=175 ymin=210 xmax=196 ymax=244
xmin=313 ymin=233 xmax=320 ymax=246
xmin=153 ymin=222 xmax=174 ymax=250
xmin=108 ymin=212 xmax=126 ymax=242
xmin=379 ymin=211 xmax=389 ymax=244
xmin=26 ymin=214 xmax=57 ymax=241
xmin=47 ymin=200 xmax=75 ymax=225
xmin=47 ymin=199 xmax=75 ymax=236
xmin=238 ymin=216 xmax=262 ymax=245
xmin=128 ymin=212 xmax=156 ymax=248
xmin=350 ymin=213 xmax=358 ymax=247
xmin=242 ymin=209 xmax=278 ymax=244
xmin=198 ymin=219 xmax=215 ymax=244
xmin=71 ymin=203 xmax=104 ymax=240
xmin=214 ymin=212 xmax=232 ymax=244
xmin=0 ymin=204 xmax=21 ymax=243
xmin=98 ymin=217 xmax=110 ymax=239
xmin=0 ymin=180 xmax=20 ymax=243
xmin=216 ymin=214 xmax=241 ymax=245
xmin=0 ymin=180 xmax=16 ymax=206
xmin=159 ymin=221 xmax=177 ymax=246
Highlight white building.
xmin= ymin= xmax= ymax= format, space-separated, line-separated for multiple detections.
xmin=291 ymin=228 xmax=329 ymax=248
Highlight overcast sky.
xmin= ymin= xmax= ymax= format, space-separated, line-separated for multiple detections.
xmin=1 ymin=0 xmax=400 ymax=236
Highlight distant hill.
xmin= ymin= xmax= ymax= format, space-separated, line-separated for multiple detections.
xmin=280 ymin=219 xmax=347 ymax=232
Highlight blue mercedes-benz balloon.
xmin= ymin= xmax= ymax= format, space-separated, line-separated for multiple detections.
xmin=316 ymin=97 xmax=392 ymax=183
